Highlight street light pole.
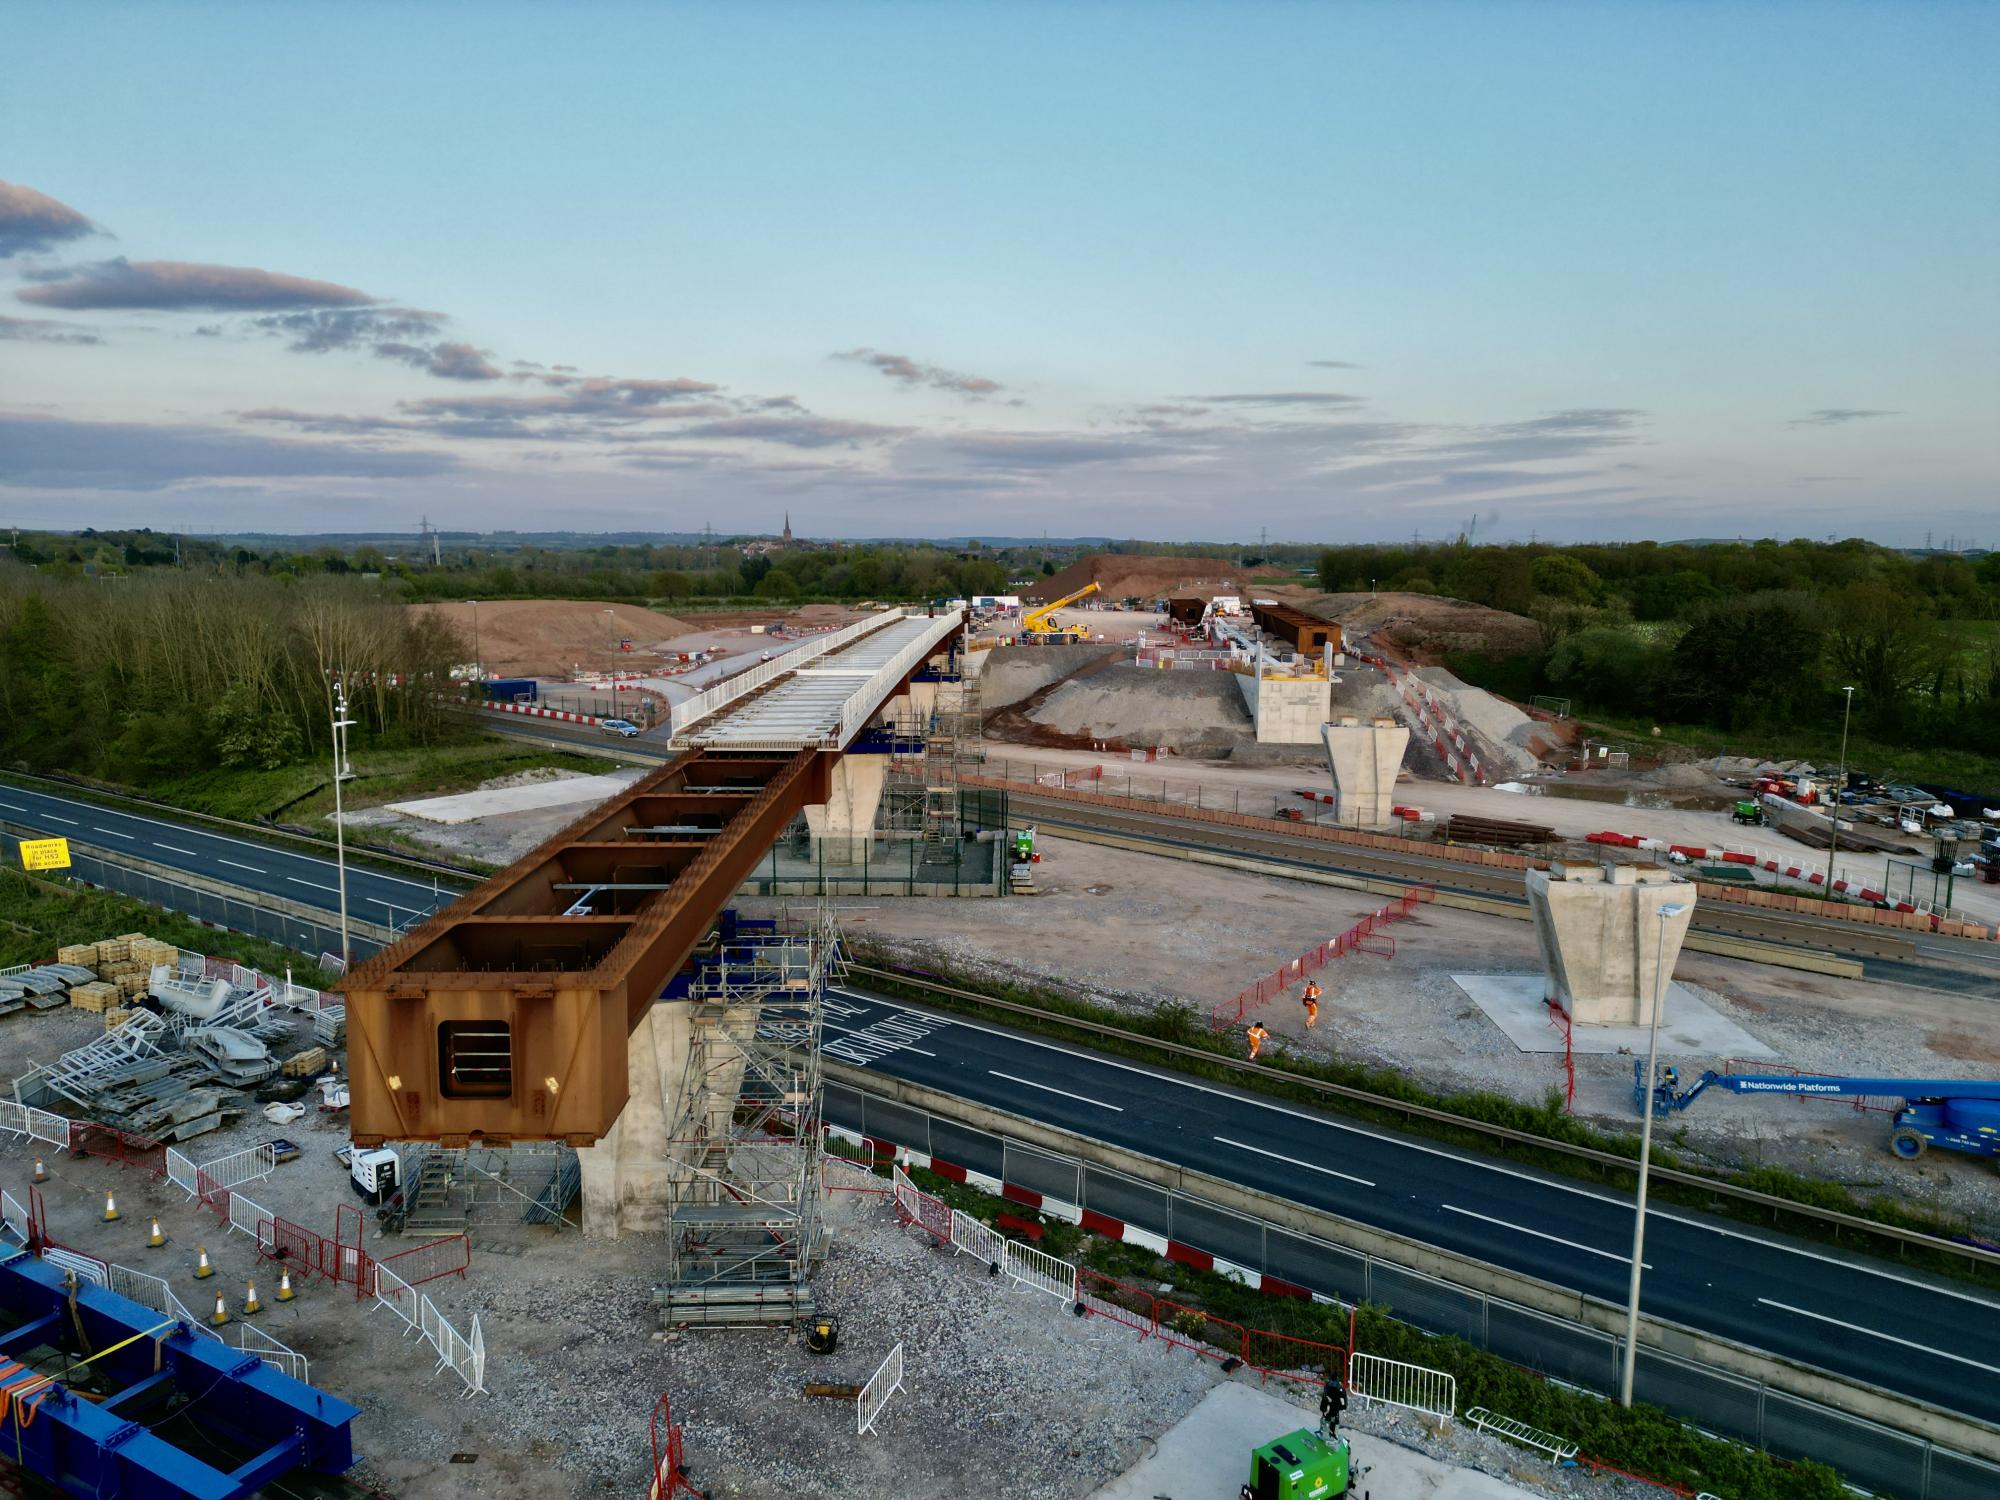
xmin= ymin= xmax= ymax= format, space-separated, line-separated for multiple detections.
xmin=468 ymin=600 xmax=482 ymax=680
xmin=1827 ymin=685 xmax=1855 ymax=886
xmin=1620 ymin=898 xmax=1689 ymax=1407
xmin=330 ymin=683 xmax=357 ymax=970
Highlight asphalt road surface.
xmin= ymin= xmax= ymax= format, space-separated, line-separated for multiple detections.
xmin=823 ymin=984 xmax=2000 ymax=1427
xmin=0 ymin=782 xmax=461 ymax=936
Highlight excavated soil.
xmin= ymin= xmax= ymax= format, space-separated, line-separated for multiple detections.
xmin=417 ymin=600 xmax=697 ymax=676
xmin=1269 ymin=588 xmax=1542 ymax=661
xmin=1027 ymin=554 xmax=1245 ymax=604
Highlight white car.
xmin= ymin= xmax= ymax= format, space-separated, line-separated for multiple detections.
xmin=600 ymin=718 xmax=641 ymax=738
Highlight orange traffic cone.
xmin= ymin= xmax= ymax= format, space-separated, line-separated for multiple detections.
xmin=276 ymin=1268 xmax=296 ymax=1302
xmin=242 ymin=1280 xmax=262 ymax=1317
xmin=102 ymin=1191 xmax=121 ymax=1223
xmin=147 ymin=1217 xmax=167 ymax=1249
xmin=194 ymin=1246 xmax=214 ymax=1280
xmin=31 ymin=1159 xmax=47 ymax=1184
xmin=210 ymin=1291 xmax=230 ymax=1327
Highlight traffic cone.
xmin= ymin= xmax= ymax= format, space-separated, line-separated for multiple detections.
xmin=194 ymin=1246 xmax=214 ymax=1280
xmin=147 ymin=1217 xmax=166 ymax=1249
xmin=210 ymin=1291 xmax=230 ymax=1327
xmin=103 ymin=1191 xmax=121 ymax=1223
xmin=31 ymin=1159 xmax=47 ymax=1184
xmin=275 ymin=1268 xmax=296 ymax=1303
xmin=242 ymin=1280 xmax=262 ymax=1317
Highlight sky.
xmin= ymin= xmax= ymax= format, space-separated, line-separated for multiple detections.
xmin=2 ymin=1 xmax=1994 ymax=547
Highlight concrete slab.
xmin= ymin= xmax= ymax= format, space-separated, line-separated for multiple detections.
xmin=1088 ymin=1382 xmax=1539 ymax=1499
xmin=385 ymin=770 xmax=643 ymax=824
xmin=1452 ymin=973 xmax=1775 ymax=1059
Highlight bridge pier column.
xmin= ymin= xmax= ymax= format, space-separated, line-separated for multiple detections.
xmin=1525 ymin=863 xmax=1695 ymax=1027
xmin=578 ymin=1000 xmax=691 ymax=1238
xmin=1319 ymin=716 xmax=1410 ymax=827
xmin=804 ymin=754 xmax=888 ymax=866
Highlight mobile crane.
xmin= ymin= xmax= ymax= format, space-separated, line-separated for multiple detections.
xmin=1021 ymin=580 xmax=1101 ymax=641
xmin=1634 ymin=1059 xmax=2000 ymax=1165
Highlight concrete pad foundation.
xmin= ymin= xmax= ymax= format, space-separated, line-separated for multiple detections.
xmin=1525 ymin=863 xmax=1696 ymax=1027
xmin=1451 ymin=973 xmax=1774 ymax=1058
xmin=1319 ymin=716 xmax=1409 ymax=827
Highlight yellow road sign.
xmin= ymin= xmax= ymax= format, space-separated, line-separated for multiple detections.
xmin=18 ymin=837 xmax=71 ymax=872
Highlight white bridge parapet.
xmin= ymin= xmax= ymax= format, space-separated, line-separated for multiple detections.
xmin=670 ymin=607 xmax=965 ymax=752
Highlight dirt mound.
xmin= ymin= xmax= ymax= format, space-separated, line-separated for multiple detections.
xmin=1027 ymin=554 xmax=1243 ymax=604
xmin=417 ymin=600 xmax=696 ymax=677
xmin=1269 ymin=588 xmax=1540 ymax=661
xmin=978 ymin=643 xmax=1123 ymax=713
xmin=1026 ymin=666 xmax=1251 ymax=754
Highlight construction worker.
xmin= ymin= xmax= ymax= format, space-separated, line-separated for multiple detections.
xmin=1246 ymin=1022 xmax=1270 ymax=1061
xmin=1301 ymin=980 xmax=1321 ymax=1029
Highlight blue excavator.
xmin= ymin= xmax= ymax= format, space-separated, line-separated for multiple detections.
xmin=1634 ymin=1059 xmax=2000 ymax=1165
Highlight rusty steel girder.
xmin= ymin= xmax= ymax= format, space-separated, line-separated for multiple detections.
xmin=338 ymin=748 xmax=828 ymax=1146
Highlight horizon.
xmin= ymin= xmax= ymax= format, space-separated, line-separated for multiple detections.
xmin=4 ymin=1 xmax=1994 ymax=546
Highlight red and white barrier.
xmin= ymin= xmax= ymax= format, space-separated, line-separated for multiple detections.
xmin=480 ymin=701 xmax=604 ymax=727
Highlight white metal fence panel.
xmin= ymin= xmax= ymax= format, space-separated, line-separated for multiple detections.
xmin=422 ymin=1294 xmax=487 ymax=1395
xmin=227 ymin=1191 xmax=274 ymax=1243
xmin=372 ymin=1261 xmax=422 ymax=1332
xmin=948 ymin=1209 xmax=1004 ymax=1270
xmin=43 ymin=1246 xmax=108 ymax=1287
xmin=0 ymin=1101 xmax=27 ymax=1138
xmin=109 ymin=1262 xmax=172 ymax=1315
xmin=892 ymin=1165 xmax=922 ymax=1221
xmin=1350 ymin=1351 xmax=1457 ymax=1424
xmin=24 ymin=1107 xmax=69 ymax=1149
xmin=165 ymin=1148 xmax=199 ymax=1198
xmin=239 ymin=1323 xmax=310 ymax=1383
xmin=198 ymin=1143 xmax=276 ymax=1192
xmin=1002 ymin=1240 xmax=1078 ymax=1304
xmin=856 ymin=1341 xmax=905 ymax=1435
xmin=1 ymin=1190 xmax=29 ymax=1246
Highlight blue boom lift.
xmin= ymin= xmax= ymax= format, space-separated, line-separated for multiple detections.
xmin=1634 ymin=1059 xmax=2000 ymax=1165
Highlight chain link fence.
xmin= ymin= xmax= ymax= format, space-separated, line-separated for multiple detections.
xmin=827 ymin=1082 xmax=2000 ymax=1500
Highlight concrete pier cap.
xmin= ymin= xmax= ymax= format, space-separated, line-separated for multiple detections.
xmin=1319 ymin=716 xmax=1410 ymax=828
xmin=1525 ymin=862 xmax=1696 ymax=1027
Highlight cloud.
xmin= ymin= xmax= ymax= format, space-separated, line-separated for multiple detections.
xmin=0 ymin=313 xmax=100 ymax=346
xmin=673 ymin=416 xmax=911 ymax=449
xmin=1305 ymin=359 xmax=1360 ymax=369
xmin=1789 ymin=408 xmax=1899 ymax=427
xmin=1182 ymin=391 xmax=1363 ymax=407
xmin=19 ymin=257 xmax=374 ymax=311
xmin=835 ymin=347 xmax=1004 ymax=398
xmin=0 ymin=181 xmax=99 ymax=259
xmin=401 ymin=376 xmax=725 ymax=428
xmin=0 ymin=413 xmax=456 ymax=491
xmin=376 ymin=339 xmax=502 ymax=381
xmin=253 ymin=307 xmax=444 ymax=353
xmin=942 ymin=432 xmax=1168 ymax=468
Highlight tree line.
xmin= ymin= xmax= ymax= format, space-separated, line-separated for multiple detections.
xmin=1319 ymin=539 xmax=2000 ymax=765
xmin=0 ymin=566 xmax=466 ymax=785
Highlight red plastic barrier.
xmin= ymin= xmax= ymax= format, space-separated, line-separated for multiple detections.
xmin=376 ymin=1232 xmax=471 ymax=1288
xmin=70 ymin=1123 xmax=166 ymax=1178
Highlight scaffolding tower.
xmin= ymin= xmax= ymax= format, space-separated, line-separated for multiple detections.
xmin=656 ymin=904 xmax=838 ymax=1327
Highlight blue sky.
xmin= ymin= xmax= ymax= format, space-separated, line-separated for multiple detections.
xmin=3 ymin=1 xmax=1993 ymax=544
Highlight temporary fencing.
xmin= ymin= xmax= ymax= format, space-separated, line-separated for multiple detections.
xmin=0 ymin=1191 xmax=29 ymax=1248
xmin=228 ymin=1191 xmax=276 ymax=1245
xmin=1211 ymin=884 xmax=1435 ymax=1029
xmin=1466 ymin=1407 xmax=1579 ymax=1464
xmin=421 ymin=1293 xmax=486 ymax=1395
xmin=376 ymin=1232 xmax=471 ymax=1288
xmin=24 ymin=1107 xmax=69 ymax=1150
xmin=107 ymin=1261 xmax=221 ymax=1342
xmin=1350 ymin=1350 xmax=1457 ymax=1422
xmin=856 ymin=1341 xmax=905 ymax=1435
xmin=891 ymin=1172 xmax=1349 ymax=1386
xmin=42 ymin=1245 xmax=108 ymax=1288
xmin=195 ymin=1142 xmax=275 ymax=1192
xmin=239 ymin=1322 xmax=311 ymax=1383
xmin=258 ymin=1206 xmax=371 ymax=1297
xmin=0 ymin=1103 xmax=26 ymax=1139
xmin=71 ymin=1121 xmax=168 ymax=1176
xmin=165 ymin=1148 xmax=199 ymax=1198
xmin=372 ymin=1259 xmax=421 ymax=1330
xmin=649 ymin=1390 xmax=700 ymax=1499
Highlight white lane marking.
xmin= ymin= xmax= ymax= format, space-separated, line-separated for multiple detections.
xmin=96 ymin=828 xmax=134 ymax=840
xmin=218 ymin=859 xmax=265 ymax=874
xmin=288 ymin=876 xmax=339 ymax=894
xmin=1213 ymin=1135 xmax=1373 ymax=1188
xmin=821 ymin=1018 xmax=938 ymax=1058
xmin=18 ymin=790 xmax=447 ymax=893
xmin=1445 ymin=1204 xmax=1647 ymax=1267
xmin=154 ymin=843 xmax=198 ymax=856
xmin=44 ymin=815 xmax=77 ymax=825
xmin=0 ymin=803 xmax=25 ymax=812
xmin=988 ymin=1070 xmax=1123 ymax=1111
xmin=836 ymin=988 xmax=2000 ymax=1311
xmin=1757 ymin=1299 xmax=2000 ymax=1376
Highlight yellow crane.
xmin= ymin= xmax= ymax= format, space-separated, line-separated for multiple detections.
xmin=1021 ymin=580 xmax=1100 ymax=641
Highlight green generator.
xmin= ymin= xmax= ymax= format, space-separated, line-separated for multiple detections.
xmin=1240 ymin=1428 xmax=1352 ymax=1500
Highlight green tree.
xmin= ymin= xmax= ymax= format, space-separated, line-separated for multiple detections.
xmin=1530 ymin=554 xmax=1601 ymax=603
xmin=754 ymin=570 xmax=798 ymax=600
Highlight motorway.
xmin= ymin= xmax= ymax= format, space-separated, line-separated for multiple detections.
xmin=822 ymin=984 xmax=2000 ymax=1426
xmin=9 ymin=770 xmax=2000 ymax=1424
xmin=0 ymin=781 xmax=464 ymax=936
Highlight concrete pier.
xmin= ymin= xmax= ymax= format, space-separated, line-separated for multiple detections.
xmin=577 ymin=1002 xmax=690 ymax=1238
xmin=1320 ymin=716 xmax=1409 ymax=827
xmin=1525 ymin=863 xmax=1695 ymax=1027
xmin=803 ymin=753 xmax=888 ymax=865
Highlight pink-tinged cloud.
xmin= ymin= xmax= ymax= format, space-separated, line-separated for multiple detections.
xmin=19 ymin=257 xmax=375 ymax=311
xmin=0 ymin=180 xmax=99 ymax=258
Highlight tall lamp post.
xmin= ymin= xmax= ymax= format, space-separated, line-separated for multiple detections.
xmin=1620 ymin=898 xmax=1690 ymax=1407
xmin=468 ymin=600 xmax=483 ymax=681
xmin=605 ymin=608 xmax=617 ymax=719
xmin=1826 ymin=686 xmax=1855 ymax=885
xmin=330 ymin=683 xmax=357 ymax=970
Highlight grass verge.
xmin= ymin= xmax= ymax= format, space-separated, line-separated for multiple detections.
xmin=845 ymin=944 xmax=2000 ymax=1289
xmin=0 ymin=867 xmax=337 ymax=989
xmin=835 ymin=1144 xmax=1848 ymax=1500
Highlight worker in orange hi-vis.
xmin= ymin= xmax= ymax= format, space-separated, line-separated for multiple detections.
xmin=1301 ymin=980 xmax=1322 ymax=1029
xmin=1246 ymin=1022 xmax=1270 ymax=1061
